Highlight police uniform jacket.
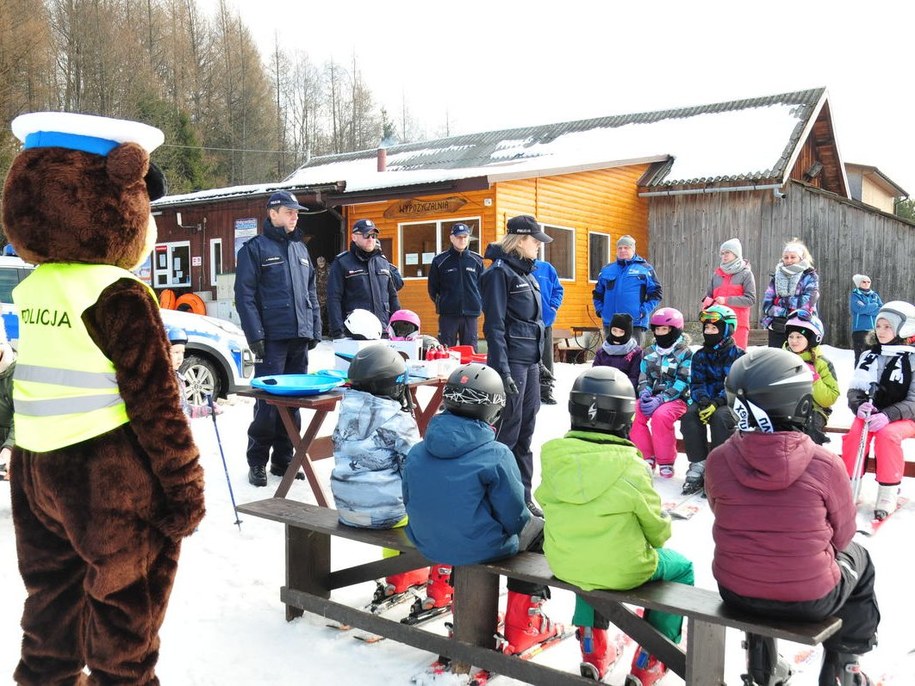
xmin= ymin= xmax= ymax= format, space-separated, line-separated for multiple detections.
xmin=326 ymin=243 xmax=401 ymax=338
xmin=480 ymin=243 xmax=543 ymax=377
xmin=427 ymin=247 xmax=483 ymax=317
xmin=234 ymin=219 xmax=321 ymax=343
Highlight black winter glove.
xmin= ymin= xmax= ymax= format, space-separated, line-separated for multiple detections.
xmin=250 ymin=339 xmax=266 ymax=360
xmin=539 ymin=362 xmax=554 ymax=382
xmin=307 ymin=338 xmax=319 ymax=350
xmin=502 ymin=375 xmax=519 ymax=396
xmin=696 ymin=397 xmax=713 ymax=410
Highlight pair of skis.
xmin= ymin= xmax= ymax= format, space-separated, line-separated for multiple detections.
xmin=856 ymin=496 xmax=910 ymax=537
xmin=663 ymin=491 xmax=705 ymax=520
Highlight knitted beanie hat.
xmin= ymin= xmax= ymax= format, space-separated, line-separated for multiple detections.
xmin=720 ymin=238 xmax=742 ymax=260
xmin=852 ymin=274 xmax=870 ymax=289
xmin=617 ymin=235 xmax=636 ymax=249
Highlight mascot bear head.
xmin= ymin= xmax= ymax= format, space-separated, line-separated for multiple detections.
xmin=3 ymin=112 xmax=167 ymax=268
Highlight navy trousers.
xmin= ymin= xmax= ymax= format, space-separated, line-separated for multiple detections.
xmin=246 ymin=338 xmax=309 ymax=468
xmin=437 ymin=315 xmax=479 ymax=349
xmin=495 ymin=361 xmax=540 ymax=502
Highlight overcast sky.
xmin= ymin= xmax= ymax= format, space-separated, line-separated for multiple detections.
xmin=212 ymin=0 xmax=914 ymax=195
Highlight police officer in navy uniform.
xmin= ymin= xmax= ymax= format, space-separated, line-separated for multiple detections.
xmin=326 ymin=219 xmax=401 ymax=338
xmin=480 ymin=215 xmax=552 ymax=516
xmin=235 ymin=190 xmax=321 ymax=486
xmin=427 ymin=222 xmax=484 ymax=349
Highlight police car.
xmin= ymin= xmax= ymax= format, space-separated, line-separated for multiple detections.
xmin=0 ymin=256 xmax=254 ymax=401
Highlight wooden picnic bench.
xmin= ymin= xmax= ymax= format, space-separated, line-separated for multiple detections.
xmin=237 ymin=497 xmax=842 ymax=685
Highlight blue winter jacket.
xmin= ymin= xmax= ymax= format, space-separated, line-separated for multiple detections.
xmin=592 ymin=255 xmax=662 ymax=329
xmin=689 ymin=338 xmax=745 ymax=406
xmin=480 ymin=244 xmax=544 ymax=377
xmin=849 ymin=288 xmax=883 ymax=333
xmin=403 ymin=412 xmax=531 ymax=566
xmin=428 ymin=247 xmax=484 ymax=317
xmin=533 ymin=259 xmax=564 ymax=328
xmin=326 ymin=243 xmax=401 ymax=338
xmin=234 ymin=219 xmax=321 ymax=342
xmin=330 ymin=389 xmax=420 ymax=529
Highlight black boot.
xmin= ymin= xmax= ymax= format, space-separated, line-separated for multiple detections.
xmin=248 ymin=464 xmax=268 ymax=487
xmin=270 ymin=462 xmax=305 ymax=480
xmin=682 ymin=460 xmax=706 ymax=496
xmin=743 ymin=633 xmax=791 ymax=685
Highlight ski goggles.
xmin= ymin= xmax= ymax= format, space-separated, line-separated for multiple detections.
xmin=700 ymin=310 xmax=729 ymax=323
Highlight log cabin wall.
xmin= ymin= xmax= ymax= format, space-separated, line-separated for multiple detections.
xmin=648 ymin=180 xmax=915 ymax=349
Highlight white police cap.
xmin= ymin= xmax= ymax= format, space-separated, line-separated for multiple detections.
xmin=11 ymin=112 xmax=165 ymax=156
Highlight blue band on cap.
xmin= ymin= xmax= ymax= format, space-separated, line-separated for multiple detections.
xmin=24 ymin=131 xmax=118 ymax=155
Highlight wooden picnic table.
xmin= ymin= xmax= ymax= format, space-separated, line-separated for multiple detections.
xmin=238 ymin=376 xmax=447 ymax=502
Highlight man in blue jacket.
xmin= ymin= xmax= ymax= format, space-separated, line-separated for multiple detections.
xmin=427 ymin=222 xmax=484 ymax=349
xmin=533 ymin=258 xmax=564 ymax=404
xmin=326 ymin=219 xmax=401 ymax=338
xmin=592 ymin=235 xmax=662 ymax=345
xmin=235 ymin=190 xmax=321 ymax=486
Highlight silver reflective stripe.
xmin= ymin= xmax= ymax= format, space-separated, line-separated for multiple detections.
xmin=15 ymin=364 xmax=118 ymax=390
xmin=15 ymin=393 xmax=124 ymax=416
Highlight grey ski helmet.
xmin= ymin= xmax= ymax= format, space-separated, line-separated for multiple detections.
xmin=443 ymin=363 xmax=506 ymax=424
xmin=347 ymin=344 xmax=406 ymax=401
xmin=726 ymin=347 xmax=813 ymax=432
xmin=568 ymin=366 xmax=636 ymax=433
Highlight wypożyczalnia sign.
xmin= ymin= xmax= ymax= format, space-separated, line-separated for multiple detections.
xmin=383 ymin=196 xmax=467 ymax=219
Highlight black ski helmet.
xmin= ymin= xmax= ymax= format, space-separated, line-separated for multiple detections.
xmin=347 ymin=344 xmax=406 ymax=401
xmin=568 ymin=366 xmax=636 ymax=433
xmin=726 ymin=347 xmax=813 ymax=432
xmin=443 ymin=363 xmax=506 ymax=424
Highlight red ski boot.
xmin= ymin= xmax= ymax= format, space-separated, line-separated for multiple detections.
xmin=625 ymin=647 xmax=668 ymax=686
xmin=502 ymin=590 xmax=560 ymax=655
xmin=577 ymin=626 xmax=622 ymax=681
xmin=381 ymin=567 xmax=430 ymax=597
xmin=421 ymin=564 xmax=454 ymax=611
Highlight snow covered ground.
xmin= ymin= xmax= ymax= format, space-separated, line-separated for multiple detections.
xmin=1 ymin=342 xmax=913 ymax=685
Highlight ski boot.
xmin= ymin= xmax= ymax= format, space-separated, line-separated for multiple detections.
xmin=740 ymin=633 xmax=792 ymax=685
xmin=874 ymin=484 xmax=899 ymax=520
xmin=370 ymin=567 xmax=429 ymax=613
xmin=625 ymin=647 xmax=667 ymax=686
xmin=501 ymin=590 xmax=559 ymax=655
xmin=407 ymin=564 xmax=453 ymax=615
xmin=681 ymin=460 xmax=706 ymax=496
xmin=577 ymin=626 xmax=622 ymax=681
xmin=819 ymin=651 xmax=873 ymax=686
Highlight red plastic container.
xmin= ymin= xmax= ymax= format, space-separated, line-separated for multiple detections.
xmin=450 ymin=345 xmax=475 ymax=364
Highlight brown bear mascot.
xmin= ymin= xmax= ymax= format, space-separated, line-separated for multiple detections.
xmin=2 ymin=112 xmax=205 ymax=685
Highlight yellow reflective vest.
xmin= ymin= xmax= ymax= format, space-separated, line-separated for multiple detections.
xmin=13 ymin=263 xmax=156 ymax=452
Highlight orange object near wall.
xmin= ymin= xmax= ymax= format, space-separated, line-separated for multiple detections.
xmin=175 ymin=293 xmax=207 ymax=315
xmin=159 ymin=289 xmax=176 ymax=310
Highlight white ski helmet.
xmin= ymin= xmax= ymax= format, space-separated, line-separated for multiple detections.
xmin=343 ymin=309 xmax=382 ymax=340
xmin=877 ymin=301 xmax=915 ymax=340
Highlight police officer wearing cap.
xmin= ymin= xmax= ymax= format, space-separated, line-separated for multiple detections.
xmin=235 ymin=190 xmax=321 ymax=486
xmin=480 ymin=215 xmax=552 ymax=516
xmin=326 ymin=218 xmax=401 ymax=339
xmin=427 ymin=222 xmax=484 ymax=349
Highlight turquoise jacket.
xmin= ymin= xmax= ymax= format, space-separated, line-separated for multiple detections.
xmin=536 ymin=430 xmax=670 ymax=591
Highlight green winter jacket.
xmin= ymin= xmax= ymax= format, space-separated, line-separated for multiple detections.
xmin=535 ymin=430 xmax=670 ymax=591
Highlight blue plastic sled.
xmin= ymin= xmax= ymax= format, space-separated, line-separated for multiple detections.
xmin=251 ymin=373 xmax=345 ymax=396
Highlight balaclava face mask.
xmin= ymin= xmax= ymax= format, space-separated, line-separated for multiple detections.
xmin=653 ymin=327 xmax=681 ymax=349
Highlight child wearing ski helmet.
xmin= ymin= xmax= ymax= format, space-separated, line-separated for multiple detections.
xmin=167 ymin=327 xmax=220 ymax=418
xmin=841 ymin=300 xmax=915 ymax=520
xmin=706 ymin=348 xmax=879 ymax=686
xmin=592 ymin=312 xmax=642 ymax=391
xmin=784 ymin=310 xmax=839 ymax=445
xmin=537 ymin=366 xmax=694 ymax=685
xmin=403 ymin=363 xmax=559 ymax=655
xmin=630 ymin=307 xmax=692 ymax=478
xmin=386 ymin=308 xmax=421 ymax=340
xmin=679 ymin=305 xmax=744 ymax=495
xmin=329 ymin=344 xmax=429 ymax=603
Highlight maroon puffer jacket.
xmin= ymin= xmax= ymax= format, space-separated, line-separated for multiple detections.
xmin=705 ymin=430 xmax=855 ymax=602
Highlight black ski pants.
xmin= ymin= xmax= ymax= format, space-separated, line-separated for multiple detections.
xmin=495 ymin=361 xmax=540 ymax=502
xmin=680 ymin=403 xmax=737 ymax=464
xmin=719 ymin=542 xmax=880 ymax=654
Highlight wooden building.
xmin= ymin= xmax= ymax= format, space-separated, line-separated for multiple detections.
xmin=152 ymin=87 xmax=911 ymax=348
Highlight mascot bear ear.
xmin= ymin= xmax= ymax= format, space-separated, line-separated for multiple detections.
xmin=106 ymin=142 xmax=149 ymax=190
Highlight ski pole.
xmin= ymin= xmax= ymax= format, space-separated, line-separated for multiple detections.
xmin=208 ymin=394 xmax=242 ymax=531
xmin=850 ymin=382 xmax=879 ymax=502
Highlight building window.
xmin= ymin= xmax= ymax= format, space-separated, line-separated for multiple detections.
xmin=209 ymin=238 xmax=223 ymax=287
xmin=589 ymin=232 xmax=612 ymax=281
xmin=539 ymin=224 xmax=574 ymax=279
xmin=399 ymin=217 xmax=481 ymax=278
xmin=153 ymin=241 xmax=191 ymax=288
